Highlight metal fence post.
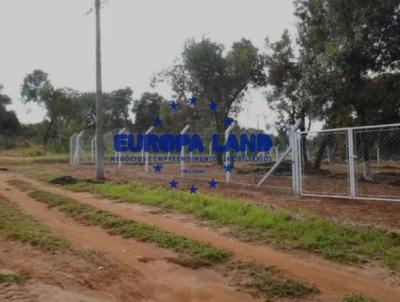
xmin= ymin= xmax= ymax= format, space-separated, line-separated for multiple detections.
xmin=74 ymin=131 xmax=85 ymax=166
xmin=144 ymin=126 xmax=154 ymax=173
xmin=180 ymin=125 xmax=190 ymax=177
xmin=347 ymin=128 xmax=356 ymax=199
xmin=69 ymin=133 xmax=77 ymax=165
xmin=225 ymin=122 xmax=235 ymax=183
xmin=91 ymin=136 xmax=96 ymax=163
xmin=296 ymin=132 xmax=303 ymax=195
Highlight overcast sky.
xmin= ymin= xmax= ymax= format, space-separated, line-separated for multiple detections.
xmin=0 ymin=0 xmax=297 ymax=129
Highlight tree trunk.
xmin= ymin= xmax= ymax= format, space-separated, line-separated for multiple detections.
xmin=43 ymin=119 xmax=55 ymax=148
xmin=359 ymin=137 xmax=373 ymax=181
xmin=313 ymin=136 xmax=329 ymax=170
xmin=95 ymin=0 xmax=104 ymax=180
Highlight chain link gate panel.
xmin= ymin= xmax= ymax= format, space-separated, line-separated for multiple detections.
xmin=299 ymin=123 xmax=400 ymax=202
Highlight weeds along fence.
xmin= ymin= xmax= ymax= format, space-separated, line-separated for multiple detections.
xmin=69 ymin=122 xmax=400 ymax=202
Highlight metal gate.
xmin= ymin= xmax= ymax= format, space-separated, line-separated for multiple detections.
xmin=298 ymin=123 xmax=400 ymax=202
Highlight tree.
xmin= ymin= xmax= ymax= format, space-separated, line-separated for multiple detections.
xmin=155 ymin=38 xmax=266 ymax=161
xmin=132 ymin=92 xmax=164 ymax=131
xmin=265 ymin=30 xmax=309 ymax=131
xmin=291 ymin=0 xmax=400 ymax=178
xmin=0 ymin=85 xmax=20 ymax=136
xmin=21 ymin=70 xmax=77 ymax=146
xmin=75 ymin=87 xmax=133 ymax=131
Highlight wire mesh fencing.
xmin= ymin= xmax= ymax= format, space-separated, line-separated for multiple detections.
xmin=354 ymin=125 xmax=400 ymax=200
xmin=299 ymin=123 xmax=400 ymax=201
xmin=69 ymin=122 xmax=400 ymax=201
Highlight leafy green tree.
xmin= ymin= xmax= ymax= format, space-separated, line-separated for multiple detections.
xmin=0 ymin=84 xmax=20 ymax=136
xmin=21 ymin=70 xmax=78 ymax=146
xmin=156 ymin=38 xmax=266 ymax=134
xmin=265 ymin=30 xmax=309 ymax=132
xmin=265 ymin=1 xmax=400 ymax=176
xmin=132 ymin=92 xmax=165 ymax=131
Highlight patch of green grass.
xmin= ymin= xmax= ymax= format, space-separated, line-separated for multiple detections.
xmin=61 ymin=180 xmax=400 ymax=271
xmin=0 ymin=272 xmax=26 ymax=284
xmin=27 ymin=190 xmax=229 ymax=268
xmin=342 ymin=294 xmax=379 ymax=302
xmin=0 ymin=196 xmax=70 ymax=251
xmin=36 ymin=173 xmax=65 ymax=182
xmin=225 ymin=261 xmax=318 ymax=301
xmin=7 ymin=179 xmax=33 ymax=192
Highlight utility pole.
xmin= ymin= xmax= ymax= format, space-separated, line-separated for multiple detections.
xmin=95 ymin=0 xmax=104 ymax=179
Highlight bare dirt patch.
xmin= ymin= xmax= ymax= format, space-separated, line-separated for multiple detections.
xmin=0 ymin=239 xmax=145 ymax=302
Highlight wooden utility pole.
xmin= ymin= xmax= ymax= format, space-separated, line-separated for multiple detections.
xmin=95 ymin=0 xmax=104 ymax=179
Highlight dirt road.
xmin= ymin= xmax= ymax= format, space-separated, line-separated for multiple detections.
xmin=1 ymin=172 xmax=400 ymax=301
xmin=0 ymin=174 xmax=254 ymax=302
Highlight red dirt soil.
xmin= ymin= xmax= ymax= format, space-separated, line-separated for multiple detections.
xmin=0 ymin=174 xmax=256 ymax=302
xmin=2 ymin=172 xmax=400 ymax=302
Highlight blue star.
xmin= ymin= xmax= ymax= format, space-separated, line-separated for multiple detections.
xmin=224 ymin=117 xmax=234 ymax=127
xmin=224 ymin=165 xmax=233 ymax=173
xmin=188 ymin=96 xmax=198 ymax=106
xmin=189 ymin=185 xmax=198 ymax=194
xmin=154 ymin=163 xmax=163 ymax=173
xmin=169 ymin=179 xmax=178 ymax=189
xmin=153 ymin=117 xmax=163 ymax=127
xmin=169 ymin=101 xmax=178 ymax=111
xmin=208 ymin=100 xmax=217 ymax=112
xmin=209 ymin=179 xmax=218 ymax=189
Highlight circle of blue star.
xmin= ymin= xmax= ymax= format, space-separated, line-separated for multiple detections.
xmin=169 ymin=179 xmax=178 ymax=189
xmin=209 ymin=179 xmax=218 ymax=189
xmin=224 ymin=165 xmax=233 ymax=173
xmin=188 ymin=96 xmax=198 ymax=106
xmin=153 ymin=117 xmax=163 ymax=127
xmin=154 ymin=163 xmax=163 ymax=173
xmin=224 ymin=117 xmax=234 ymax=127
xmin=189 ymin=185 xmax=198 ymax=194
xmin=208 ymin=100 xmax=217 ymax=112
xmin=169 ymin=101 xmax=178 ymax=111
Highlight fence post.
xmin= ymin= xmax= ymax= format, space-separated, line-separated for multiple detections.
xmin=73 ymin=131 xmax=85 ymax=166
xmin=290 ymin=129 xmax=298 ymax=194
xmin=91 ymin=136 xmax=96 ymax=163
xmin=225 ymin=122 xmax=235 ymax=183
xmin=296 ymin=132 xmax=303 ymax=195
xmin=347 ymin=128 xmax=356 ymax=199
xmin=69 ymin=133 xmax=77 ymax=165
xmin=180 ymin=125 xmax=190 ymax=177
xmin=143 ymin=126 xmax=154 ymax=173
xmin=257 ymin=120 xmax=301 ymax=188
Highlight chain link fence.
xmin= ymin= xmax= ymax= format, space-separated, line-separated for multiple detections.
xmin=69 ymin=122 xmax=400 ymax=201
xmin=300 ymin=123 xmax=400 ymax=201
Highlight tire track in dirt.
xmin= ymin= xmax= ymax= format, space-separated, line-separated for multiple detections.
xmin=0 ymin=175 xmax=255 ymax=302
xmin=9 ymin=173 xmax=400 ymax=302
